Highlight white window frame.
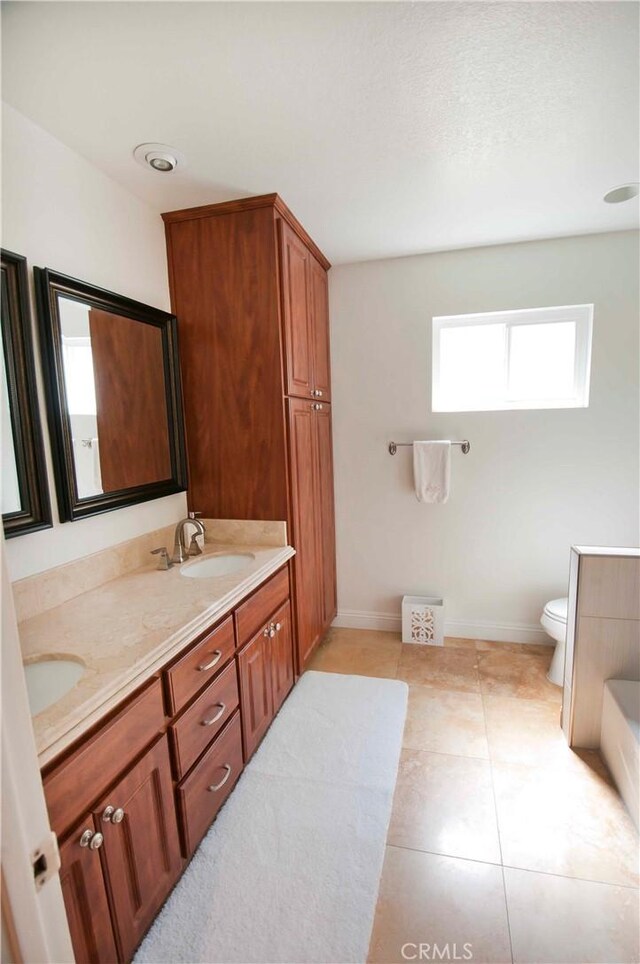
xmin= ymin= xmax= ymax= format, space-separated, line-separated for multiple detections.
xmin=432 ymin=304 xmax=593 ymax=413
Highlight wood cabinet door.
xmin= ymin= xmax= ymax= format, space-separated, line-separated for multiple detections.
xmin=59 ymin=821 xmax=119 ymax=964
xmin=93 ymin=734 xmax=181 ymax=962
xmin=287 ymin=397 xmax=322 ymax=671
xmin=279 ymin=220 xmax=313 ymax=399
xmin=237 ymin=631 xmax=274 ymax=760
xmin=308 ymin=255 xmax=331 ymax=401
xmin=270 ymin=599 xmax=294 ymax=715
xmin=315 ymin=404 xmax=337 ymax=631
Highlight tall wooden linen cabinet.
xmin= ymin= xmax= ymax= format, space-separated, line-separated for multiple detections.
xmin=163 ymin=194 xmax=336 ymax=672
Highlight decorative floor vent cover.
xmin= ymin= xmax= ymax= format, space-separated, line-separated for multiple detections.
xmin=402 ymin=595 xmax=444 ymax=646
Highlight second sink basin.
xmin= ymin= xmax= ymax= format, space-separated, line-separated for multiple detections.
xmin=180 ymin=552 xmax=255 ymax=579
xmin=24 ymin=658 xmax=85 ymax=716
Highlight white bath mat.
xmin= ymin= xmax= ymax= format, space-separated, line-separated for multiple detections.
xmin=135 ymin=671 xmax=408 ymax=964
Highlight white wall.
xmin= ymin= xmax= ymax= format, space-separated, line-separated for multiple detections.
xmin=329 ymin=231 xmax=640 ymax=641
xmin=2 ymin=105 xmax=187 ymax=581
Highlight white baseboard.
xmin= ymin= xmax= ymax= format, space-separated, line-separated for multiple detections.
xmin=332 ymin=609 xmax=552 ymax=646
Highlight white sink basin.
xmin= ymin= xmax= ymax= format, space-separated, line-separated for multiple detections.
xmin=24 ymin=658 xmax=85 ymax=716
xmin=181 ymin=552 xmax=255 ymax=579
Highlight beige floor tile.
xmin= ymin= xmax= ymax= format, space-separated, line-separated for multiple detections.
xmin=388 ymin=749 xmax=501 ymax=863
xmin=505 ymin=867 xmax=640 ymax=964
xmin=444 ymin=636 xmax=477 ymax=651
xmin=475 ymin=639 xmax=555 ymax=657
xmin=403 ymin=686 xmax=489 ymax=758
xmin=478 ymin=650 xmax=561 ymax=703
xmin=368 ymin=846 xmax=512 ymax=964
xmin=308 ymin=628 xmax=402 ymax=679
xmin=397 ymin=645 xmax=480 ymax=693
xmin=493 ymin=760 xmax=640 ymax=887
xmin=484 ymin=696 xmax=608 ymax=774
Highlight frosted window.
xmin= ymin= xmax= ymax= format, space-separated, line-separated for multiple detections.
xmin=432 ymin=305 xmax=592 ymax=412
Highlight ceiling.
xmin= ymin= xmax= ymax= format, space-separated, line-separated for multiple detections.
xmin=2 ymin=1 xmax=638 ymax=264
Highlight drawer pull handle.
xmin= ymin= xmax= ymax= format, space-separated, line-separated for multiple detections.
xmin=197 ymin=650 xmax=222 ymax=672
xmin=208 ymin=764 xmax=232 ymax=792
xmin=202 ymin=703 xmax=226 ymax=726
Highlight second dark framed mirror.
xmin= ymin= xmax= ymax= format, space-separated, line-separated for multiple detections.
xmin=35 ymin=268 xmax=188 ymax=522
xmin=1 ymin=249 xmax=52 ymax=538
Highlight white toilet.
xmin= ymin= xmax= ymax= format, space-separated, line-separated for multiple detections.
xmin=540 ymin=597 xmax=568 ymax=686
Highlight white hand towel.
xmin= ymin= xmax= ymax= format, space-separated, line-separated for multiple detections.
xmin=413 ymin=440 xmax=451 ymax=503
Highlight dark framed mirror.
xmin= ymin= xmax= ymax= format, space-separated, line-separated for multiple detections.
xmin=35 ymin=268 xmax=188 ymax=522
xmin=1 ymin=250 xmax=52 ymax=538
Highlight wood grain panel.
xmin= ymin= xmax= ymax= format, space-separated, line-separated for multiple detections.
xmin=308 ymin=255 xmax=332 ymax=401
xmin=315 ymin=404 xmax=337 ymax=631
xmin=234 ymin=565 xmax=290 ymax=648
xmin=279 ymin=220 xmax=313 ymax=399
xmin=170 ymin=660 xmax=239 ymax=779
xmin=287 ymin=398 xmax=322 ymax=671
xmin=569 ymin=616 xmax=640 ymax=748
xmin=237 ymin=631 xmax=273 ymax=760
xmin=59 ymin=821 xmax=119 ymax=964
xmin=94 ymin=734 xmax=181 ymax=962
xmin=89 ymin=309 xmax=171 ymax=490
xmin=44 ymin=678 xmax=165 ymax=838
xmin=578 ymin=556 xmax=640 ymax=620
xmin=270 ymin=600 xmax=294 ymax=715
xmin=176 ymin=710 xmax=243 ymax=858
xmin=165 ymin=207 xmax=288 ymax=520
xmin=163 ymin=615 xmax=235 ymax=716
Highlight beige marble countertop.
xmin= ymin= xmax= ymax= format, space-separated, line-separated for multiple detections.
xmin=20 ymin=542 xmax=295 ymax=766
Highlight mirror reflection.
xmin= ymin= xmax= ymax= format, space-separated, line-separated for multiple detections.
xmin=58 ymin=297 xmax=172 ymax=499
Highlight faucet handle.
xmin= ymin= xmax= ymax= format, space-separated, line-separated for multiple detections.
xmin=151 ymin=547 xmax=172 ymax=570
xmin=188 ymin=511 xmax=203 ymax=521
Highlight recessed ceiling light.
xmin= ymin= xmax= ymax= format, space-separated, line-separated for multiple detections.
xmin=133 ymin=142 xmax=185 ymax=174
xmin=603 ymin=183 xmax=639 ymax=204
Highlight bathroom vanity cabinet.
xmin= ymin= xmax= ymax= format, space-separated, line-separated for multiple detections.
xmin=43 ymin=563 xmax=294 ymax=963
xmin=162 ymin=194 xmax=336 ymax=673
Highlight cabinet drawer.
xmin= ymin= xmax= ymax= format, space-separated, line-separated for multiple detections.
xmin=234 ymin=566 xmax=290 ymax=648
xmin=177 ymin=710 xmax=243 ymax=858
xmin=170 ymin=660 xmax=239 ymax=778
xmin=43 ymin=677 xmax=165 ymax=838
xmin=164 ymin=615 xmax=235 ymax=715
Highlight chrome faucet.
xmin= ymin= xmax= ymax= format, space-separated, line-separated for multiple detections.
xmin=172 ymin=512 xmax=206 ymax=563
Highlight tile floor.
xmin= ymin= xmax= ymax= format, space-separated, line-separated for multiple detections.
xmin=307 ymin=628 xmax=640 ymax=964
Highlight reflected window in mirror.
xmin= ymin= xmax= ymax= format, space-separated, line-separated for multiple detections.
xmin=1 ymin=250 xmax=52 ymax=537
xmin=35 ymin=270 xmax=187 ymax=522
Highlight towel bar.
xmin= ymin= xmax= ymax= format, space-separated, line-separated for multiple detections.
xmin=388 ymin=440 xmax=470 ymax=456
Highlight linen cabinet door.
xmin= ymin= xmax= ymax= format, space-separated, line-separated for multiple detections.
xmin=238 ymin=630 xmax=274 ymax=760
xmin=270 ymin=599 xmax=294 ymax=714
xmin=279 ymin=220 xmax=313 ymax=399
xmin=93 ymin=734 xmax=181 ymax=962
xmin=287 ymin=397 xmax=322 ymax=672
xmin=59 ymin=821 xmax=118 ymax=964
xmin=309 ymin=255 xmax=331 ymax=402
xmin=315 ymin=404 xmax=337 ymax=631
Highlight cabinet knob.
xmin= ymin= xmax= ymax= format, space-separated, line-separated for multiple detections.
xmin=263 ymin=623 xmax=276 ymax=638
xmin=316 ymin=390 xmax=323 ymax=397
xmin=275 ymin=622 xmax=282 ymax=633
xmin=102 ymin=805 xmax=125 ymax=824
xmin=89 ymin=833 xmax=104 ymax=850
xmin=312 ymin=402 xmax=323 ymax=411
xmin=79 ymin=829 xmax=94 ymax=848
